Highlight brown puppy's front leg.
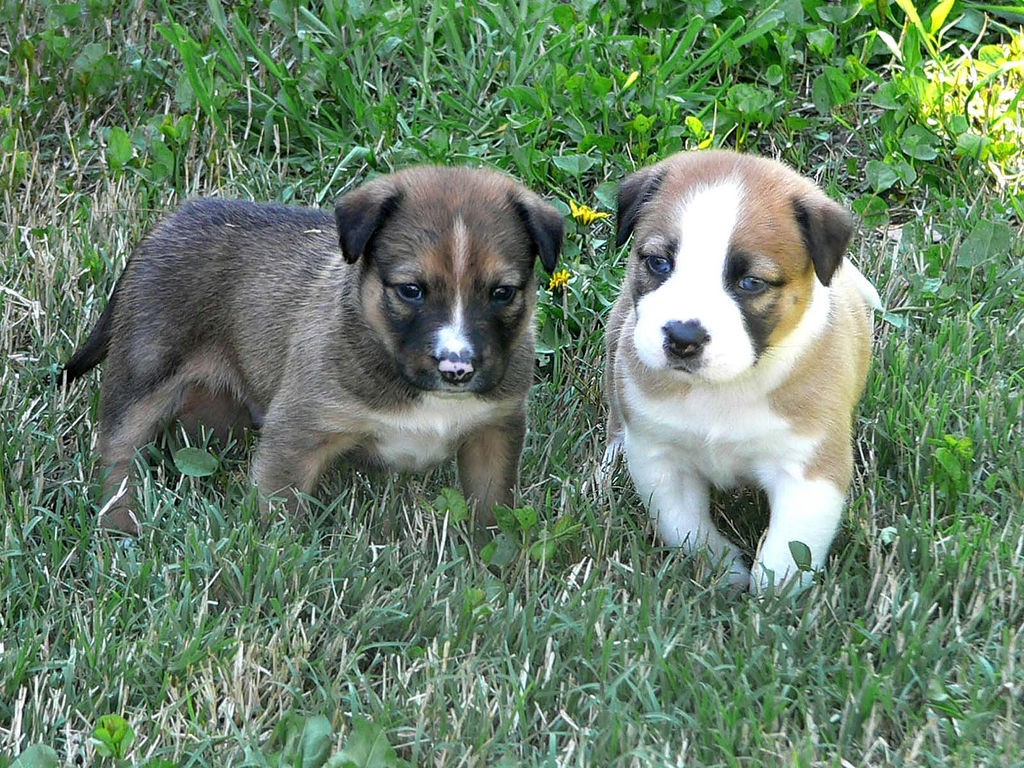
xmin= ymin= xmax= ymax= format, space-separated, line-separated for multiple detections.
xmin=251 ymin=421 xmax=354 ymax=515
xmin=457 ymin=412 xmax=526 ymax=529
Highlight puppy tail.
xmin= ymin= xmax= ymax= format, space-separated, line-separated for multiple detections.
xmin=841 ymin=258 xmax=883 ymax=312
xmin=61 ymin=292 xmax=117 ymax=385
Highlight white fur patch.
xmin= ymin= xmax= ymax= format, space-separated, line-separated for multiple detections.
xmin=435 ymin=318 xmax=471 ymax=359
xmin=434 ymin=216 xmax=474 ymax=360
xmin=632 ymin=180 xmax=757 ymax=381
xmin=751 ymin=475 xmax=845 ymax=593
xmin=619 ymin=381 xmax=836 ymax=592
xmin=842 ymin=259 xmax=883 ymax=311
xmin=368 ymin=394 xmax=500 ymax=471
xmin=624 ymin=375 xmax=822 ymax=487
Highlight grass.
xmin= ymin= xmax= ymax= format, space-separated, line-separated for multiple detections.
xmin=2 ymin=0 xmax=1023 ymax=765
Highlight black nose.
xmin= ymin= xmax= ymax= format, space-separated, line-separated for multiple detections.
xmin=437 ymin=352 xmax=476 ymax=384
xmin=663 ymin=320 xmax=709 ymax=360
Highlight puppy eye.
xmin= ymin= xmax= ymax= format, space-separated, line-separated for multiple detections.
xmin=645 ymin=253 xmax=673 ymax=276
xmin=737 ymin=276 xmax=768 ymax=294
xmin=395 ymin=283 xmax=425 ymax=303
xmin=490 ymin=286 xmax=517 ymax=304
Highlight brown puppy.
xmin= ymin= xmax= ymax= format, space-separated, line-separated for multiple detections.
xmin=605 ymin=150 xmax=878 ymax=593
xmin=64 ymin=167 xmax=563 ymax=536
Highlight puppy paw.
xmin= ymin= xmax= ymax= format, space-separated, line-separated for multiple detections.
xmin=596 ymin=437 xmax=623 ymax=492
xmin=724 ymin=560 xmax=752 ymax=591
xmin=750 ymin=560 xmax=816 ymax=596
xmin=97 ymin=478 xmax=141 ymax=537
xmin=98 ymin=505 xmax=141 ymax=538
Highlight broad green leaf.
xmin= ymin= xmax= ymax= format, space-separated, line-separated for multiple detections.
xmin=788 ymin=540 xmax=813 ymax=572
xmin=325 ymin=717 xmax=406 ymax=768
xmin=298 ymin=716 xmax=334 ymax=768
xmin=462 ymin=587 xmax=486 ymax=617
xmin=551 ymin=4 xmax=575 ymax=30
xmin=552 ymin=154 xmax=597 ymax=175
xmin=899 ymin=125 xmax=940 ymax=161
xmin=147 ymin=138 xmax=175 ymax=182
xmin=853 ymin=194 xmax=890 ymax=228
xmin=593 ymin=181 xmax=618 ymax=211
xmin=865 ymin=160 xmax=899 ymax=193
xmin=529 ymin=538 xmax=557 ymax=561
xmin=727 ymin=83 xmax=772 ymax=121
xmin=267 ymin=712 xmax=334 ymax=768
xmin=629 ymin=113 xmax=655 ymax=133
xmin=432 ymin=487 xmax=469 ymax=524
xmin=807 ymin=28 xmax=835 ymax=58
xmin=493 ymin=504 xmax=516 ymax=533
xmin=588 ymin=69 xmax=613 ymax=98
xmin=811 ymin=66 xmax=852 ymax=114
xmin=481 ymin=533 xmax=518 ymax=568
xmin=957 ymin=219 xmax=1012 ymax=267
xmin=91 ymin=714 xmax=135 ymax=760
xmin=173 ymin=447 xmax=219 ymax=478
xmin=817 ymin=4 xmax=854 ymax=22
xmin=955 ymin=131 xmax=992 ymax=161
xmin=11 ymin=745 xmax=59 ymax=768
xmin=106 ymin=127 xmax=133 ymax=170
xmin=934 ymin=447 xmax=964 ymax=484
xmin=513 ymin=505 xmax=538 ymax=533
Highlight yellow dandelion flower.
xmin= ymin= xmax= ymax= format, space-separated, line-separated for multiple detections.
xmin=548 ymin=268 xmax=572 ymax=292
xmin=569 ymin=200 xmax=611 ymax=226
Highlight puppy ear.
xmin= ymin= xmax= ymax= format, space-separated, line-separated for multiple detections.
xmin=793 ymin=194 xmax=852 ymax=286
xmin=512 ymin=192 xmax=564 ymax=273
xmin=334 ymin=182 xmax=403 ymax=264
xmin=615 ymin=165 xmax=665 ymax=249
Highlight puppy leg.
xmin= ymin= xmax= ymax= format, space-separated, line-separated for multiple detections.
xmin=596 ymin=416 xmax=624 ymax=494
xmin=752 ymin=474 xmax=845 ymax=594
xmin=627 ymin=445 xmax=749 ymax=587
xmin=251 ymin=416 xmax=354 ymax=514
xmin=456 ymin=414 xmax=525 ymax=529
xmin=97 ymin=380 xmax=184 ymax=535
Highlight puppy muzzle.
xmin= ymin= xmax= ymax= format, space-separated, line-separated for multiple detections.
xmin=663 ymin=319 xmax=709 ymax=365
xmin=436 ymin=349 xmax=476 ymax=385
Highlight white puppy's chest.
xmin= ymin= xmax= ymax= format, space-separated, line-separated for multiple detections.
xmin=623 ymin=377 xmax=820 ymax=487
xmin=366 ymin=395 xmax=499 ymax=472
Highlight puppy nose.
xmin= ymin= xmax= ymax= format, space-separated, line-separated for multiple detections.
xmin=663 ymin=320 xmax=709 ymax=359
xmin=437 ymin=350 xmax=476 ymax=384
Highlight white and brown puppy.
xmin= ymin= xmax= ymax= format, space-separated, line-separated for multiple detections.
xmin=64 ymin=166 xmax=563 ymax=536
xmin=605 ymin=150 xmax=878 ymax=592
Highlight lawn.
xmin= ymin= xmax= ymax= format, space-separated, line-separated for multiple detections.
xmin=2 ymin=1 xmax=1023 ymax=766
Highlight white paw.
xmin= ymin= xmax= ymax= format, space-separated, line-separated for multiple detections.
xmin=724 ymin=559 xmax=752 ymax=591
xmin=750 ymin=559 xmax=816 ymax=595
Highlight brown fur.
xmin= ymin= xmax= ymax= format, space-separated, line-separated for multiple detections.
xmin=64 ymin=167 xmax=563 ymax=536
xmin=768 ymin=267 xmax=874 ymax=488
